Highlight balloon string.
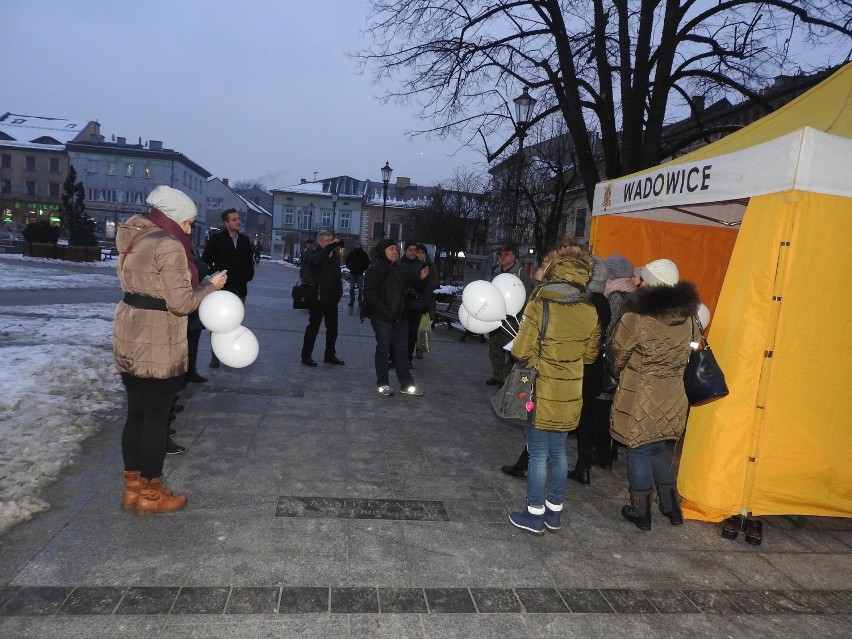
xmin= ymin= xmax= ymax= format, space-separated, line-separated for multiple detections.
xmin=501 ymin=318 xmax=518 ymax=337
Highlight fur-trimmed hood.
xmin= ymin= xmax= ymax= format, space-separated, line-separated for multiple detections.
xmin=535 ymin=245 xmax=593 ymax=287
xmin=624 ymin=281 xmax=700 ymax=324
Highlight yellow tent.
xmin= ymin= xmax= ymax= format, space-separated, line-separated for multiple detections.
xmin=590 ymin=63 xmax=852 ymax=521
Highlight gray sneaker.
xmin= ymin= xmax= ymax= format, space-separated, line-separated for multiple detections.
xmin=399 ymin=385 xmax=424 ymax=396
xmin=377 ymin=385 xmax=394 ymax=396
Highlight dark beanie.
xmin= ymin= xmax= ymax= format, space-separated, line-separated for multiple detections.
xmin=404 ymin=240 xmax=417 ymax=250
xmin=375 ymin=239 xmax=396 ymax=262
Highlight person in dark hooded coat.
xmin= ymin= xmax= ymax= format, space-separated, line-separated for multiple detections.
xmin=363 ymin=239 xmax=430 ymax=396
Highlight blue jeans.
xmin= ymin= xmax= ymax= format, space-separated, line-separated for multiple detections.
xmin=370 ymin=317 xmax=413 ymax=388
xmin=524 ymin=427 xmax=569 ymax=508
xmin=349 ymin=273 xmax=365 ymax=304
xmin=626 ymin=441 xmax=676 ymax=491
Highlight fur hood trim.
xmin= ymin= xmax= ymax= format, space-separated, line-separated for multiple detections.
xmin=534 ymin=245 xmax=593 ymax=286
xmin=624 ymin=281 xmax=700 ymax=322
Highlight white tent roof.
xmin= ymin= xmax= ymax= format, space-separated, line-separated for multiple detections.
xmin=592 ymin=127 xmax=852 ymax=227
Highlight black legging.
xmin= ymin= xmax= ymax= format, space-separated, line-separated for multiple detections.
xmin=122 ymin=387 xmax=175 ymax=480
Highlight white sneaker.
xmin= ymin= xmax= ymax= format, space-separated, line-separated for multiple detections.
xmin=377 ymin=385 xmax=394 ymax=396
xmin=399 ymin=385 xmax=424 ymax=396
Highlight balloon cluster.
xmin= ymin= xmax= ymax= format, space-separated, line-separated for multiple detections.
xmin=198 ymin=291 xmax=259 ymax=368
xmin=460 ymin=274 xmax=526 ymax=336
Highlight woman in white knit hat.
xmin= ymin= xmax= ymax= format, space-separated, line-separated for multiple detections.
xmin=606 ymin=258 xmax=699 ymax=530
xmin=113 ymin=185 xmax=227 ymax=515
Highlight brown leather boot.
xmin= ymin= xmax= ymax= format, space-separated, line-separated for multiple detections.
xmin=122 ymin=471 xmax=173 ymax=510
xmin=135 ymin=476 xmax=187 ymax=515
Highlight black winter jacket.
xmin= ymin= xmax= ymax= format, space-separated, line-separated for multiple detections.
xmin=364 ymin=257 xmax=422 ymax=322
xmin=345 ymin=248 xmax=371 ymax=277
xmin=201 ymin=230 xmax=254 ymax=297
xmin=304 ymin=243 xmax=343 ymax=304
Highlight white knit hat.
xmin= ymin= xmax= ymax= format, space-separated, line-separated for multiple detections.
xmin=146 ymin=185 xmax=197 ymax=223
xmin=639 ymin=258 xmax=679 ymax=287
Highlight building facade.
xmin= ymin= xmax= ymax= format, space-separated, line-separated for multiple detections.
xmin=270 ymin=176 xmax=366 ymax=261
xmin=0 ymin=113 xmax=101 ymax=234
xmin=205 ymin=178 xmax=272 ymax=251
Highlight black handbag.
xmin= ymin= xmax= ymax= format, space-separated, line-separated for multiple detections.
xmin=600 ymin=352 xmax=619 ymax=394
xmin=292 ymin=279 xmax=317 ymax=309
xmin=684 ymin=316 xmax=729 ymax=406
xmin=491 ymin=300 xmax=549 ymax=423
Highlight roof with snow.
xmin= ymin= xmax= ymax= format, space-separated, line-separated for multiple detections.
xmin=0 ymin=112 xmax=95 ymax=150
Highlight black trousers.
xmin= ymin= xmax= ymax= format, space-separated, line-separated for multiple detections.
xmin=575 ymin=397 xmax=615 ymax=470
xmin=301 ymin=301 xmax=339 ymax=360
xmin=122 ymin=387 xmax=175 ymax=480
xmin=187 ymin=328 xmax=201 ymax=373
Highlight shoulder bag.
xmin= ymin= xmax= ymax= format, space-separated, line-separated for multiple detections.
xmin=684 ymin=315 xmax=729 ymax=406
xmin=491 ymin=300 xmax=549 ymax=423
xmin=292 ymin=277 xmax=317 ymax=310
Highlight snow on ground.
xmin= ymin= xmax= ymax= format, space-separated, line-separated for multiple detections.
xmin=0 ymin=258 xmax=122 ymax=534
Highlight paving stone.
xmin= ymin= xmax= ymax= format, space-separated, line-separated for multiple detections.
xmin=171 ymin=587 xmax=229 ymax=614
xmin=225 ymin=587 xmax=279 ymax=614
xmin=600 ymin=588 xmax=657 ymax=613
xmin=377 ymin=588 xmax=428 ymax=613
xmin=515 ymin=587 xmax=568 ymax=613
xmin=0 ymin=586 xmax=72 ymax=615
xmin=762 ymin=590 xmax=820 ymax=613
xmin=424 ymin=588 xmax=477 ymax=613
xmin=0 ymin=587 xmax=19 ymax=609
xmin=558 ymin=588 xmax=615 ymax=613
xmin=57 ymin=587 xmax=125 ymax=615
xmin=275 ymin=496 xmax=449 ymax=521
xmin=682 ymin=589 xmax=743 ymax=613
xmin=778 ymin=589 xmax=850 ymax=614
xmin=330 ymin=587 xmax=378 ymax=613
xmin=278 ymin=587 xmax=329 ymax=613
xmin=642 ymin=589 xmax=700 ymax=613
xmin=469 ymin=588 xmax=522 ymax=613
xmin=721 ymin=589 xmax=782 ymax=614
xmin=114 ymin=586 xmax=179 ymax=615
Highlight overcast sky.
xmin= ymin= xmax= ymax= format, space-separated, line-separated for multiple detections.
xmin=1 ymin=0 xmax=488 ymax=190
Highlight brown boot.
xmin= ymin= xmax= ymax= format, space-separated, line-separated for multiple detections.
xmin=135 ymin=476 xmax=187 ymax=515
xmin=122 ymin=471 xmax=172 ymax=510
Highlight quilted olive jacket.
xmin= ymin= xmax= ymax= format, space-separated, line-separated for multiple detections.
xmin=113 ymin=215 xmax=215 ymax=379
xmin=607 ymin=281 xmax=700 ymax=448
xmin=511 ymin=251 xmax=600 ymax=432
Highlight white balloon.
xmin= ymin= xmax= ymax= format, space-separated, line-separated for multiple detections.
xmin=199 ymin=290 xmax=244 ymax=333
xmin=491 ymin=273 xmax=527 ymax=316
xmin=458 ymin=304 xmax=503 ymax=334
xmin=462 ymin=280 xmax=507 ymax=322
xmin=211 ymin=325 xmax=259 ymax=368
xmin=697 ymin=302 xmax=711 ymax=329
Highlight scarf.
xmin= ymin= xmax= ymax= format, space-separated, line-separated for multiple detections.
xmin=148 ymin=208 xmax=199 ymax=287
xmin=604 ymin=277 xmax=636 ymax=298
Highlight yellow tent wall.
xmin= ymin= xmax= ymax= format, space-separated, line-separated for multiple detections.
xmin=590 ymin=216 xmax=738 ymax=316
xmin=679 ymin=191 xmax=852 ymax=520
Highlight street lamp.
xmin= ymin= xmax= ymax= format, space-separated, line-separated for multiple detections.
xmin=330 ymin=189 xmax=339 ymax=233
xmin=510 ymin=86 xmax=536 ymax=245
xmin=380 ymin=161 xmax=392 ymax=239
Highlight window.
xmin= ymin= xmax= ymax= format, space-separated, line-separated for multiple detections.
xmin=372 ymin=220 xmax=383 ymax=239
xmin=388 ymin=223 xmax=401 ymax=241
xmin=144 ymin=165 xmax=154 ymax=179
xmin=88 ymin=188 xmax=96 ymax=201
xmin=1 ymin=179 xmax=11 ymax=194
xmin=49 ymin=182 xmax=60 ymax=197
xmin=49 ymin=158 xmax=60 ymax=173
xmin=321 ymin=210 xmax=332 ymax=228
xmin=125 ymin=163 xmax=135 ymax=177
xmin=107 ymin=161 xmax=117 ymax=176
xmin=574 ymin=209 xmax=587 ymax=238
xmin=339 ymin=211 xmax=350 ymax=230
xmin=25 ymin=156 xmax=36 ymax=171
xmin=284 ymin=208 xmax=294 ymax=225
xmin=26 ymin=181 xmax=36 ymax=195
xmin=87 ymin=159 xmax=97 ymax=173
xmin=1 ymin=154 xmax=11 ymax=169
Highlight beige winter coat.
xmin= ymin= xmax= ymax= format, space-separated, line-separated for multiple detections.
xmin=113 ymin=215 xmax=215 ymax=379
xmin=607 ymin=281 xmax=700 ymax=447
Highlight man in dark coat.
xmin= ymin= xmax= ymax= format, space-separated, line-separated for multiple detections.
xmin=201 ymin=208 xmax=255 ymax=368
xmin=300 ymin=231 xmax=345 ymax=366
xmin=344 ymin=242 xmax=371 ymax=307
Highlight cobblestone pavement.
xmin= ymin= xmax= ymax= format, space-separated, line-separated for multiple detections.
xmin=1 ymin=256 xmax=850 ymax=638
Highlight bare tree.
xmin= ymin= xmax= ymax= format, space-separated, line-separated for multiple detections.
xmin=358 ymin=0 xmax=852 ymax=206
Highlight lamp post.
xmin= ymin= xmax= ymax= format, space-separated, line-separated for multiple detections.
xmin=330 ymin=189 xmax=339 ymax=233
xmin=510 ymin=86 xmax=536 ymax=245
xmin=380 ymin=161 xmax=392 ymax=239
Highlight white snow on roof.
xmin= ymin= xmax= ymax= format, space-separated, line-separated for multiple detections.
xmin=273 ymin=182 xmax=328 ymax=195
xmin=235 ymin=191 xmax=271 ymax=217
xmin=0 ymin=113 xmax=91 ymax=148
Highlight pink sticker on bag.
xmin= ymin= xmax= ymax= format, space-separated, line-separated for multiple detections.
xmin=525 ymin=401 xmax=535 ymax=412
